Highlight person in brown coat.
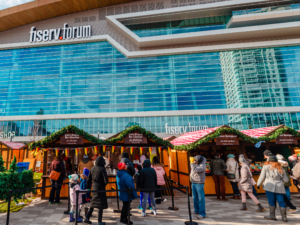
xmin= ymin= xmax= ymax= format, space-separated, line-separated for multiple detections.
xmin=78 ymin=155 xmax=94 ymax=174
xmin=238 ymin=154 xmax=265 ymax=212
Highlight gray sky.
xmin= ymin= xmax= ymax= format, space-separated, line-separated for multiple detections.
xmin=0 ymin=0 xmax=34 ymax=10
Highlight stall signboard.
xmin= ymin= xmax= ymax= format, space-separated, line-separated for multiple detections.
xmin=216 ymin=134 xmax=239 ymax=146
xmin=124 ymin=133 xmax=147 ymax=144
xmin=275 ymin=134 xmax=298 ymax=145
xmin=60 ymin=133 xmax=84 ymax=145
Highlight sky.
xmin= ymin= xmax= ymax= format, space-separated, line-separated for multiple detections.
xmin=0 ymin=0 xmax=35 ymax=10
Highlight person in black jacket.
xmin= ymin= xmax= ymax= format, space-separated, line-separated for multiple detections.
xmin=84 ymin=156 xmax=108 ymax=225
xmin=140 ymin=159 xmax=157 ymax=217
xmin=121 ymin=152 xmax=136 ymax=176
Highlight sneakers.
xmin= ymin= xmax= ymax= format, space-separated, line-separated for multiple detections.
xmin=48 ymin=202 xmax=54 ymax=205
xmin=141 ymin=212 xmax=146 ymax=217
xmin=151 ymin=210 xmax=157 ymax=216
xmin=55 ymin=202 xmax=62 ymax=205
xmin=69 ymin=213 xmax=75 ymax=222
xmin=197 ymin=215 xmax=205 ymax=219
xmin=138 ymin=205 xmax=143 ymax=210
xmin=287 ymin=208 xmax=298 ymax=214
xmin=148 ymin=205 xmax=153 ymax=210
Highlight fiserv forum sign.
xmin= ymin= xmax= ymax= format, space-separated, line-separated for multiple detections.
xmin=30 ymin=23 xmax=91 ymax=42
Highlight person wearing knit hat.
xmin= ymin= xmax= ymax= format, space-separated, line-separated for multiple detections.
xmin=238 ymin=154 xmax=265 ymax=212
xmin=118 ymin=162 xmax=126 ymax=170
xmin=80 ymin=167 xmax=91 ymax=217
xmin=68 ymin=173 xmax=83 ymax=223
xmin=263 ymin=150 xmax=272 ymax=161
xmin=257 ymin=153 xmax=289 ymax=222
xmin=276 ymin=155 xmax=298 ymax=214
xmin=226 ymin=154 xmax=240 ymax=200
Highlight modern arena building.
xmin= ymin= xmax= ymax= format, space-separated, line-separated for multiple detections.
xmin=0 ymin=0 xmax=300 ymax=142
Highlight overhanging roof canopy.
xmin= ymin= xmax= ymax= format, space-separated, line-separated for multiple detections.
xmin=0 ymin=0 xmax=136 ymax=33
xmin=0 ymin=141 xmax=25 ymax=150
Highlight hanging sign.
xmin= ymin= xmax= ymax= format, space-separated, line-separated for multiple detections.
xmin=124 ymin=133 xmax=147 ymax=144
xmin=60 ymin=133 xmax=84 ymax=145
xmin=216 ymin=134 xmax=239 ymax=146
xmin=275 ymin=134 xmax=298 ymax=145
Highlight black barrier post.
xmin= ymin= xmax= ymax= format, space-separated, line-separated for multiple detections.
xmin=6 ymin=190 xmax=12 ymax=225
xmin=64 ymin=182 xmax=70 ymax=214
xmin=127 ymin=188 xmax=132 ymax=225
xmin=168 ymin=180 xmax=178 ymax=211
xmin=75 ymin=190 xmax=79 ymax=225
xmin=184 ymin=186 xmax=197 ymax=225
xmin=114 ymin=182 xmax=122 ymax=213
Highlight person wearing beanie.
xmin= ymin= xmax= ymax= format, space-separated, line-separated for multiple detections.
xmin=257 ymin=153 xmax=289 ymax=222
xmin=117 ymin=162 xmax=138 ymax=224
xmin=80 ymin=167 xmax=91 ymax=217
xmin=226 ymin=154 xmax=240 ymax=199
xmin=276 ymin=155 xmax=298 ymax=214
xmin=190 ymin=155 xmax=206 ymax=219
xmin=85 ymin=156 xmax=108 ymax=225
xmin=238 ymin=154 xmax=265 ymax=212
xmin=121 ymin=152 xmax=136 ymax=176
xmin=68 ymin=174 xmax=84 ymax=222
xmin=210 ymin=151 xmax=227 ymax=201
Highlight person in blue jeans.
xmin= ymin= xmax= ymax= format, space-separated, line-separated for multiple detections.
xmin=190 ymin=155 xmax=206 ymax=219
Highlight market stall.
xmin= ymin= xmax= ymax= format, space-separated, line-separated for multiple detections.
xmin=24 ymin=125 xmax=104 ymax=199
xmin=241 ymin=125 xmax=300 ymax=194
xmin=170 ymin=125 xmax=256 ymax=195
xmin=0 ymin=141 xmax=25 ymax=169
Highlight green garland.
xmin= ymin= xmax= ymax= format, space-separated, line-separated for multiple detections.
xmin=257 ymin=126 xmax=300 ymax=142
xmin=28 ymin=125 xmax=105 ymax=149
xmin=174 ymin=126 xmax=257 ymax=151
xmin=109 ymin=125 xmax=173 ymax=147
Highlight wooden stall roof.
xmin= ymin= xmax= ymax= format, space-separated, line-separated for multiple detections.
xmin=171 ymin=125 xmax=256 ymax=151
xmin=0 ymin=0 xmax=137 ymax=33
xmin=241 ymin=125 xmax=300 ymax=141
xmin=107 ymin=125 xmax=173 ymax=147
xmin=27 ymin=125 xmax=104 ymax=149
xmin=163 ymin=136 xmax=177 ymax=141
xmin=0 ymin=141 xmax=25 ymax=150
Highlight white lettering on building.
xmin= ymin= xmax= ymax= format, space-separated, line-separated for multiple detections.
xmin=30 ymin=23 xmax=92 ymax=43
xmin=0 ymin=132 xmax=16 ymax=139
xmin=165 ymin=123 xmax=208 ymax=134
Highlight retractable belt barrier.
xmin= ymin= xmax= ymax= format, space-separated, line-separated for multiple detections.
xmin=5 ymin=180 xmax=198 ymax=225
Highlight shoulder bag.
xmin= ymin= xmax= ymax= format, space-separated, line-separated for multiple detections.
xmin=227 ymin=162 xmax=237 ymax=180
xmin=49 ymin=161 xmax=61 ymax=181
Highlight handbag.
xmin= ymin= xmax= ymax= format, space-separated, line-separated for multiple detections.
xmin=246 ymin=165 xmax=256 ymax=185
xmin=227 ymin=162 xmax=237 ymax=180
xmin=49 ymin=161 xmax=62 ymax=181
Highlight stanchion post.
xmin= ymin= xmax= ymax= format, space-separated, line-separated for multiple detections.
xmin=64 ymin=182 xmax=70 ymax=214
xmin=184 ymin=186 xmax=197 ymax=225
xmin=6 ymin=190 xmax=12 ymax=225
xmin=114 ymin=182 xmax=122 ymax=213
xmin=127 ymin=188 xmax=132 ymax=225
xmin=168 ymin=180 xmax=178 ymax=211
xmin=75 ymin=190 xmax=79 ymax=225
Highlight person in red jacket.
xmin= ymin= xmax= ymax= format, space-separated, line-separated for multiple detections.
xmin=151 ymin=156 xmax=165 ymax=204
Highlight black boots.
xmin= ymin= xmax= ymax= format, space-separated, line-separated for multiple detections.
xmin=85 ymin=207 xmax=89 ymax=217
xmin=240 ymin=203 xmax=247 ymax=210
xmin=256 ymin=203 xmax=265 ymax=212
xmin=264 ymin=205 xmax=277 ymax=221
xmin=279 ymin=207 xmax=288 ymax=222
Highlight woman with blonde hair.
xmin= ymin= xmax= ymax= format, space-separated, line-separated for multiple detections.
xmin=257 ymin=153 xmax=289 ymax=222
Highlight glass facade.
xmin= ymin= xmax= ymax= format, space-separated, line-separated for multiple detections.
xmin=125 ymin=15 xmax=231 ymax=37
xmin=1 ymin=112 xmax=300 ymax=137
xmin=0 ymin=42 xmax=300 ymax=117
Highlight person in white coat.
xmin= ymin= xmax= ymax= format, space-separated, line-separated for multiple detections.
xmin=226 ymin=154 xmax=240 ymax=199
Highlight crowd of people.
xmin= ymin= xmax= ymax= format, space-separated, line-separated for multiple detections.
xmin=48 ymin=149 xmax=300 ymax=224
xmin=191 ymin=150 xmax=300 ymax=222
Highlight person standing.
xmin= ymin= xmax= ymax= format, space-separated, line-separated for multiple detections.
xmin=238 ymin=155 xmax=265 ymax=212
xmin=226 ymin=154 xmax=240 ymax=199
xmin=121 ymin=152 xmax=136 ymax=176
xmin=190 ymin=155 xmax=206 ymax=219
xmin=257 ymin=153 xmax=289 ymax=222
xmin=151 ymin=156 xmax=166 ymax=204
xmin=78 ymin=155 xmax=94 ymax=174
xmin=49 ymin=152 xmax=65 ymax=205
xmin=117 ymin=162 xmax=138 ymax=225
xmin=210 ymin=152 xmax=227 ymax=201
xmin=140 ymin=159 xmax=157 ymax=217
xmin=85 ymin=156 xmax=108 ymax=225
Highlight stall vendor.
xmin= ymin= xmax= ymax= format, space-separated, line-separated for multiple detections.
xmin=110 ymin=151 xmax=121 ymax=170
xmin=78 ymin=155 xmax=94 ymax=174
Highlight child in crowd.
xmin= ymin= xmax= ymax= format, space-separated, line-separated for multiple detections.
xmin=80 ymin=167 xmax=91 ymax=217
xmin=117 ymin=162 xmax=138 ymax=225
xmin=135 ymin=165 xmax=153 ymax=210
xmin=69 ymin=174 xmax=84 ymax=222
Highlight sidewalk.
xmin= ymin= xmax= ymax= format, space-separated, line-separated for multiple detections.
xmin=0 ymin=191 xmax=299 ymax=225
